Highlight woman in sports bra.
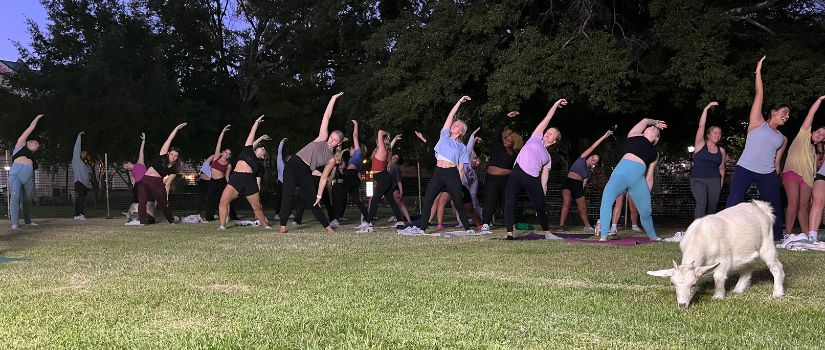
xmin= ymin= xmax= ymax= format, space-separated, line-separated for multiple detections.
xmin=279 ymin=93 xmax=344 ymax=234
xmin=479 ymin=111 xmax=523 ymax=231
xmin=218 ymin=115 xmax=271 ymax=230
xmin=399 ymin=96 xmax=475 ymax=235
xmin=559 ymin=129 xmax=612 ymax=231
xmin=690 ymin=102 xmax=726 ymax=220
xmin=8 ymin=114 xmax=43 ymax=229
xmin=356 ymin=131 xmax=406 ymax=233
xmin=725 ymin=56 xmax=788 ymax=241
xmin=597 ymin=118 xmax=666 ymax=241
xmin=137 ymin=123 xmax=186 ymax=225
xmin=205 ymin=125 xmax=234 ymax=222
xmin=503 ymin=99 xmax=567 ymax=239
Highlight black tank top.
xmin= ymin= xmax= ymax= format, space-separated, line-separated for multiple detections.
xmin=13 ymin=146 xmax=38 ymax=170
xmin=624 ymin=136 xmax=657 ymax=166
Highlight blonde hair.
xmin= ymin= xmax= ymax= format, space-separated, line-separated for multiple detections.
xmin=453 ymin=120 xmax=468 ymax=136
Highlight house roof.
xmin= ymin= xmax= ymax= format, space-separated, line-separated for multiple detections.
xmin=0 ymin=60 xmax=24 ymax=72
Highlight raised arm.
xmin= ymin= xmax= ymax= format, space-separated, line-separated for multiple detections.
xmin=253 ymin=134 xmax=271 ymax=148
xmin=73 ymin=132 xmax=84 ymax=161
xmin=16 ymin=114 xmax=44 ymax=147
xmin=801 ymin=96 xmax=825 ymax=130
xmin=694 ymin=102 xmax=718 ymax=152
xmin=580 ymin=130 xmax=613 ymax=158
xmin=414 ymin=131 xmax=427 ymax=144
xmin=160 ymin=123 xmax=187 ymax=155
xmin=628 ymin=118 xmax=667 ymax=137
xmin=467 ymin=127 xmax=480 ymax=152
xmin=315 ymin=92 xmax=344 ymax=142
xmin=443 ymin=96 xmax=471 ymax=131
xmin=533 ymin=99 xmax=567 ymax=135
xmin=748 ymin=56 xmax=767 ymax=132
xmin=137 ymin=133 xmax=146 ymax=165
xmin=246 ymin=115 xmax=264 ymax=146
xmin=351 ymin=120 xmax=361 ymax=150
xmin=390 ymin=134 xmax=402 ymax=149
xmin=376 ymin=129 xmax=388 ymax=152
xmin=214 ymin=124 xmax=231 ymax=159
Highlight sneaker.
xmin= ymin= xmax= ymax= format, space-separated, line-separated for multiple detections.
xmin=124 ymin=220 xmax=143 ymax=226
xmin=809 ymin=232 xmax=818 ymax=242
xmin=217 ymin=226 xmax=226 ymax=231
xmin=479 ymin=224 xmax=491 ymax=233
xmin=631 ymin=225 xmax=642 ymax=232
xmin=649 ymin=236 xmax=663 ymax=242
xmin=583 ymin=226 xmax=593 ymax=232
xmin=609 ymin=226 xmax=618 ymax=235
xmin=664 ymin=231 xmax=684 ymax=242
xmin=27 ymin=222 xmax=38 ymax=226
xmin=329 ymin=219 xmax=340 ymax=229
xmin=289 ymin=221 xmax=303 ymax=227
xmin=356 ymin=223 xmax=374 ymax=233
xmin=273 ymin=214 xmax=280 ymax=220
xmin=598 ymin=236 xmax=608 ymax=242
xmin=394 ymin=221 xmax=405 ymax=227
xmin=454 ymin=222 xmax=463 ymax=228
xmin=558 ymin=226 xmax=566 ymax=232
xmin=11 ymin=225 xmax=18 ymax=230
xmin=399 ymin=226 xmax=424 ymax=235
xmin=387 ymin=216 xmax=397 ymax=223
xmin=542 ymin=232 xmax=563 ymax=240
xmin=74 ymin=215 xmax=86 ymax=221
xmin=464 ymin=229 xmax=477 ymax=236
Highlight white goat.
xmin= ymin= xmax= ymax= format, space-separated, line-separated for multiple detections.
xmin=647 ymin=200 xmax=785 ymax=309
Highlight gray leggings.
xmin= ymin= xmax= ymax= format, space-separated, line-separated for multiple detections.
xmin=690 ymin=177 xmax=721 ymax=219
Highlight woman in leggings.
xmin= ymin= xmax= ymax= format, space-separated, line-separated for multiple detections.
xmin=725 ymin=56 xmax=788 ymax=240
xmin=389 ymin=154 xmax=413 ymax=224
xmin=432 ymin=127 xmax=483 ymax=230
xmin=479 ymin=111 xmax=523 ymax=232
xmin=597 ymin=118 xmax=666 ymax=241
xmin=690 ymin=102 xmax=726 ymax=219
xmin=357 ymin=130 xmax=405 ymax=233
xmin=205 ymin=125 xmax=235 ymax=222
xmin=333 ymin=120 xmax=369 ymax=224
xmin=218 ymin=115 xmax=271 ymax=230
xmin=782 ymin=96 xmax=825 ymax=236
xmin=503 ymin=99 xmax=567 ymax=239
xmin=559 ymin=129 xmax=612 ymax=231
xmin=138 ymin=123 xmax=186 ymax=225
xmin=279 ymin=93 xmax=344 ymax=234
xmin=8 ymin=114 xmax=43 ymax=229
xmin=123 ymin=133 xmax=151 ymax=225
xmin=400 ymin=96 xmax=475 ymax=235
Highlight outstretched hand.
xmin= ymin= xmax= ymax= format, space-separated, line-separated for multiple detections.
xmin=604 ymin=130 xmax=613 ymax=137
xmin=351 ymin=119 xmax=358 ymax=125
xmin=654 ymin=120 xmax=668 ymax=129
xmin=255 ymin=115 xmax=265 ymax=124
xmin=175 ymin=123 xmax=187 ymax=130
xmin=756 ymin=55 xmax=766 ymax=70
xmin=79 ymin=131 xmax=86 ymax=136
xmin=506 ymin=111 xmax=519 ymax=118
xmin=555 ymin=98 xmax=568 ymax=108
xmin=819 ymin=95 xmax=825 ymax=101
xmin=140 ymin=132 xmax=146 ymax=140
xmin=222 ymin=124 xmax=231 ymax=133
xmin=392 ymin=134 xmax=402 ymax=141
xmin=333 ymin=92 xmax=344 ymax=99
xmin=34 ymin=114 xmax=44 ymax=121
xmin=705 ymin=101 xmax=719 ymax=110
xmin=459 ymin=96 xmax=471 ymax=103
xmin=260 ymin=134 xmax=272 ymax=141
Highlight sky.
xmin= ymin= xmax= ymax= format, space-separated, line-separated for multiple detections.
xmin=0 ymin=0 xmax=47 ymax=61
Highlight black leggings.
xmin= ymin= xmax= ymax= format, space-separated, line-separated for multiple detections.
xmin=504 ymin=164 xmax=549 ymax=232
xmin=333 ymin=169 xmax=368 ymax=220
xmin=481 ymin=173 xmax=509 ymax=225
xmin=206 ymin=178 xmax=237 ymax=221
xmin=279 ymin=157 xmax=330 ymax=227
xmin=414 ymin=167 xmax=470 ymax=230
xmin=294 ymin=175 xmax=335 ymax=223
xmin=74 ymin=181 xmax=89 ymax=216
xmin=365 ymin=171 xmax=403 ymax=224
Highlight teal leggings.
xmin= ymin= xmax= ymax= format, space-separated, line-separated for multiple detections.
xmin=599 ymin=159 xmax=656 ymax=238
xmin=9 ymin=163 xmax=34 ymax=227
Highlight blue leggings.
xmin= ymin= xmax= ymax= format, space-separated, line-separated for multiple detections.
xmin=599 ymin=159 xmax=656 ymax=238
xmin=8 ymin=163 xmax=34 ymax=227
xmin=725 ymin=165 xmax=783 ymax=240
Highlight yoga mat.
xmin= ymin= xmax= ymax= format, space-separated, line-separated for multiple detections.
xmin=0 ymin=257 xmax=31 ymax=264
xmin=565 ymin=237 xmax=656 ymax=246
xmin=551 ymin=232 xmax=596 ymax=239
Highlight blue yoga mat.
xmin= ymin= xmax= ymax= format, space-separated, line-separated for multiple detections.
xmin=0 ymin=257 xmax=31 ymax=263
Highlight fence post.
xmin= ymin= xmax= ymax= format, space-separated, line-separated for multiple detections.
xmin=417 ymin=160 xmax=422 ymax=215
xmin=105 ymin=153 xmax=110 ymax=218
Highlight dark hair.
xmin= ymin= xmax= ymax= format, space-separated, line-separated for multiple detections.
xmin=771 ymin=103 xmax=790 ymax=112
xmin=166 ymin=147 xmax=181 ymax=167
xmin=394 ymin=154 xmax=404 ymax=165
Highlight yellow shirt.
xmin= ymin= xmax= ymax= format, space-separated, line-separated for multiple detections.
xmin=783 ymin=126 xmax=815 ymax=187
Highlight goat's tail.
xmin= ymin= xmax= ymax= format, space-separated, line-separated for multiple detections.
xmin=751 ymin=200 xmax=776 ymax=224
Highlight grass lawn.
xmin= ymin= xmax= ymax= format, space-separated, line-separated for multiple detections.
xmin=1 ymin=218 xmax=823 ymax=349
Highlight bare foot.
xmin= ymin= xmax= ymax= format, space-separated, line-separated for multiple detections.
xmin=280 ymin=225 xmax=288 ymax=233
xmin=326 ymin=226 xmax=335 ymax=234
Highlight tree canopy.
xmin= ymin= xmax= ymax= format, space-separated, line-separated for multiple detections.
xmin=1 ymin=0 xmax=824 ymax=168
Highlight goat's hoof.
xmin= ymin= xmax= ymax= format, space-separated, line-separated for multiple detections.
xmin=772 ymin=291 xmax=785 ymax=297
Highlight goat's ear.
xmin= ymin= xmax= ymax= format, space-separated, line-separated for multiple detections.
xmin=695 ymin=262 xmax=720 ymax=276
xmin=647 ymin=269 xmax=674 ymax=277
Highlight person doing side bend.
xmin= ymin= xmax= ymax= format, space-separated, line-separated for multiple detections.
xmin=123 ymin=133 xmax=152 ymax=225
xmin=399 ymin=96 xmax=475 ymax=235
xmin=333 ymin=120 xmax=369 ymax=225
xmin=71 ymin=131 xmax=93 ymax=221
xmin=782 ymin=96 xmax=825 ymax=236
xmin=690 ymin=102 xmax=726 ymax=219
xmin=800 ymin=96 xmax=825 ymax=242
xmin=357 ymin=131 xmax=406 ymax=233
xmin=9 ymin=114 xmax=43 ymax=230
xmin=597 ymin=118 xmax=666 ymax=242
xmin=279 ymin=93 xmax=344 ymax=234
xmin=205 ymin=125 xmax=234 ymax=222
xmin=218 ymin=116 xmax=272 ymax=231
xmin=725 ymin=56 xmax=788 ymax=240
xmin=503 ymin=99 xmax=567 ymax=239
xmin=138 ymin=123 xmax=186 ymax=225
xmin=558 ymin=129 xmax=612 ymax=231
xmin=479 ymin=111 xmax=523 ymax=231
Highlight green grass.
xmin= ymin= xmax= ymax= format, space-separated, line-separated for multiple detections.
xmin=1 ymin=218 xmax=823 ymax=349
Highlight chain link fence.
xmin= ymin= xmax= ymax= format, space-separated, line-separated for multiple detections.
xmin=1 ymin=155 xmax=788 ymax=228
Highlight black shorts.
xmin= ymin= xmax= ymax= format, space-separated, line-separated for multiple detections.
xmin=439 ymin=185 xmax=472 ymax=204
xmin=228 ymin=172 xmax=259 ymax=197
xmin=816 ymin=173 xmax=825 ymax=182
xmin=562 ymin=177 xmax=586 ymax=199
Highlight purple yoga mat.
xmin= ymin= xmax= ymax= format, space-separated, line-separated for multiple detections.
xmin=564 ymin=237 xmax=656 ymax=246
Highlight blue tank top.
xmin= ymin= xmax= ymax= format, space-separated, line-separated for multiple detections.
xmin=737 ymin=123 xmax=784 ymax=174
xmin=569 ymin=157 xmax=592 ymax=179
xmin=347 ymin=148 xmax=363 ymax=169
xmin=691 ymin=145 xmax=722 ymax=178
